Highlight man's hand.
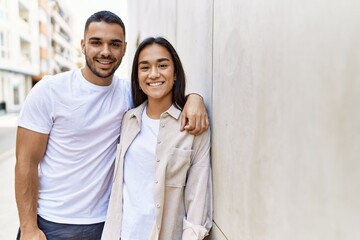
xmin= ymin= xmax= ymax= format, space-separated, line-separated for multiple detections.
xmin=181 ymin=94 xmax=209 ymax=135
xmin=20 ymin=228 xmax=47 ymax=240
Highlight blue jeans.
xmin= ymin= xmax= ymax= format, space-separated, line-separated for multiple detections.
xmin=16 ymin=215 xmax=104 ymax=240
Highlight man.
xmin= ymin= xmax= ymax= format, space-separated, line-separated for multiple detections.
xmin=15 ymin=11 xmax=208 ymax=240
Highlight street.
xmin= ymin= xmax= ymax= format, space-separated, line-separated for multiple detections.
xmin=0 ymin=114 xmax=19 ymax=239
xmin=0 ymin=126 xmax=16 ymax=153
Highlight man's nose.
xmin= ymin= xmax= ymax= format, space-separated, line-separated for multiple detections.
xmin=100 ymin=44 xmax=111 ymax=56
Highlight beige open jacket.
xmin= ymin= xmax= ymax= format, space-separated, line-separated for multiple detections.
xmin=101 ymin=102 xmax=213 ymax=240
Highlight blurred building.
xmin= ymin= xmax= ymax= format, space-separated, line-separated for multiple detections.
xmin=47 ymin=0 xmax=76 ymax=74
xmin=0 ymin=0 xmax=39 ymax=113
xmin=0 ymin=0 xmax=76 ymax=113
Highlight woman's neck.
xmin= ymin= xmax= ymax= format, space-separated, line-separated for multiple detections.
xmin=146 ymin=99 xmax=173 ymax=119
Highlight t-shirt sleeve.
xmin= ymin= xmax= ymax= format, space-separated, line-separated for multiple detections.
xmin=124 ymin=79 xmax=134 ymax=109
xmin=17 ymin=77 xmax=54 ymax=134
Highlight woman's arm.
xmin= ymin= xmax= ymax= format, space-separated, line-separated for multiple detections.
xmin=183 ymin=128 xmax=213 ymax=240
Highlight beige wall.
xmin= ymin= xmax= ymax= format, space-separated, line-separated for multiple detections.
xmin=128 ymin=0 xmax=360 ymax=239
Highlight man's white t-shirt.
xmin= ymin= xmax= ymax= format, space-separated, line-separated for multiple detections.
xmin=17 ymin=69 xmax=132 ymax=224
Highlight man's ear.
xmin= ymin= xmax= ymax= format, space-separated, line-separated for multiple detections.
xmin=124 ymin=42 xmax=127 ymax=54
xmin=80 ymin=39 xmax=85 ymax=54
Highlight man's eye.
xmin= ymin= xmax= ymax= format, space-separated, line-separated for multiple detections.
xmin=112 ymin=43 xmax=120 ymax=47
xmin=159 ymin=64 xmax=168 ymax=68
xmin=91 ymin=41 xmax=101 ymax=45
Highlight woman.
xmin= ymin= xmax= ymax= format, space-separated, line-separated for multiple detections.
xmin=102 ymin=37 xmax=212 ymax=240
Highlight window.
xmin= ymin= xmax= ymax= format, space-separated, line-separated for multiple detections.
xmin=0 ymin=30 xmax=10 ymax=59
xmin=13 ymin=86 xmax=19 ymax=105
xmin=0 ymin=0 xmax=8 ymax=20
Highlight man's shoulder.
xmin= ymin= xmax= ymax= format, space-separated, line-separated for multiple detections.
xmin=53 ymin=69 xmax=77 ymax=81
xmin=113 ymin=76 xmax=130 ymax=88
xmin=39 ymin=69 xmax=76 ymax=85
xmin=112 ymin=77 xmax=132 ymax=103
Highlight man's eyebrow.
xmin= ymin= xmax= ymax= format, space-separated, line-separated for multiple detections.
xmin=88 ymin=37 xmax=101 ymax=41
xmin=88 ymin=37 xmax=123 ymax=43
xmin=111 ymin=39 xmax=123 ymax=43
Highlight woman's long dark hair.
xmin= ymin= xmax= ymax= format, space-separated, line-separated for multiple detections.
xmin=131 ymin=37 xmax=186 ymax=110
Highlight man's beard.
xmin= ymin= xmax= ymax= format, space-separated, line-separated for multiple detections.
xmin=85 ymin=55 xmax=120 ymax=79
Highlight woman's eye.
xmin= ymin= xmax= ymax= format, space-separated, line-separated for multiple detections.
xmin=139 ymin=66 xmax=149 ymax=71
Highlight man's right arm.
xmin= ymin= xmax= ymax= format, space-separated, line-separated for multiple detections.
xmin=15 ymin=127 xmax=49 ymax=240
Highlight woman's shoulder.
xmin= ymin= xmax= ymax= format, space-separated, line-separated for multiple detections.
xmin=123 ymin=103 xmax=146 ymax=122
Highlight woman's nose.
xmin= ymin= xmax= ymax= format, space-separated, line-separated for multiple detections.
xmin=149 ymin=67 xmax=160 ymax=79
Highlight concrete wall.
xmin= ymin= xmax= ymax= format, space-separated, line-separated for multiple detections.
xmin=126 ymin=0 xmax=212 ymax=101
xmin=127 ymin=0 xmax=360 ymax=239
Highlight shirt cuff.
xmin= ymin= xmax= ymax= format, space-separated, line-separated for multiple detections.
xmin=182 ymin=218 xmax=209 ymax=240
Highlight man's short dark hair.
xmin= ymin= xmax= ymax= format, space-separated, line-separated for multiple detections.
xmin=84 ymin=10 xmax=126 ymax=38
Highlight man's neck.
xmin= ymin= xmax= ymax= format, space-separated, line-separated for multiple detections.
xmin=81 ymin=68 xmax=113 ymax=86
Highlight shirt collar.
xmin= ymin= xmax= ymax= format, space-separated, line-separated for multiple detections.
xmin=163 ymin=104 xmax=181 ymax=120
xmin=128 ymin=101 xmax=182 ymax=121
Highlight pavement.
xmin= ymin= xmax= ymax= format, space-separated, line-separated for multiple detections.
xmin=0 ymin=113 xmax=19 ymax=239
xmin=0 ymin=112 xmax=18 ymax=127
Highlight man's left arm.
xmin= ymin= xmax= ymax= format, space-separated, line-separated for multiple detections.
xmin=181 ymin=94 xmax=209 ymax=135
